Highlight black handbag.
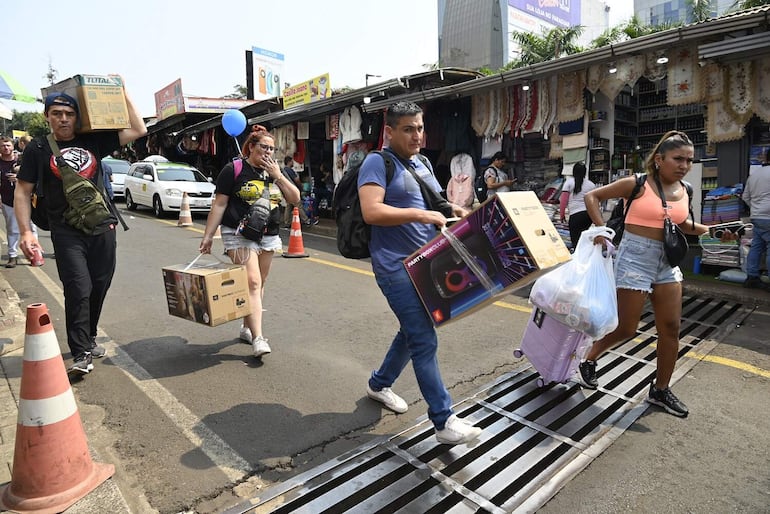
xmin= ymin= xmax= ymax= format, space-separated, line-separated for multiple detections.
xmin=654 ymin=176 xmax=688 ymax=267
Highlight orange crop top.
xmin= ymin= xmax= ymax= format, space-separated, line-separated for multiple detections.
xmin=624 ymin=182 xmax=689 ymax=228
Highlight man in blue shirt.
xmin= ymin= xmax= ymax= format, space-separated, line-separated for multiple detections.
xmin=358 ymin=101 xmax=481 ymax=445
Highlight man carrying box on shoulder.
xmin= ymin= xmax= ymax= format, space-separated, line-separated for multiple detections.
xmin=14 ymin=83 xmax=147 ymax=376
xmin=357 ymin=101 xmax=481 ymax=445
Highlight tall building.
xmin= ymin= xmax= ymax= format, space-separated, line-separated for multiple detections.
xmin=439 ymin=0 xmax=611 ymax=71
xmin=634 ymin=0 xmax=735 ymax=26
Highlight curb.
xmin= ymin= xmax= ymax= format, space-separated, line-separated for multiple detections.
xmin=0 ymin=275 xmax=25 ymax=356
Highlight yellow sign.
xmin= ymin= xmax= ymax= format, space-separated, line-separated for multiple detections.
xmin=282 ymin=73 xmax=331 ymax=109
xmin=12 ymin=130 xmax=29 ymax=139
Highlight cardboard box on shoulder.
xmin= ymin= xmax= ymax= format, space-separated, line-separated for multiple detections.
xmin=162 ymin=260 xmax=250 ymax=327
xmin=404 ymin=191 xmax=571 ymax=326
xmin=42 ymin=74 xmax=130 ymax=131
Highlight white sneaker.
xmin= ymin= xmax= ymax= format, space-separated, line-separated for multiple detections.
xmin=435 ymin=414 xmax=482 ymax=445
xmin=239 ymin=326 xmax=252 ymax=343
xmin=366 ymin=384 xmax=408 ymax=413
xmin=252 ymin=336 xmax=271 ymax=357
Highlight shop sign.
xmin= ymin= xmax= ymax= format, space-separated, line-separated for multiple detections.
xmin=155 ymin=78 xmax=186 ymax=120
xmin=508 ymin=0 xmax=581 ymax=29
xmin=282 ymin=73 xmax=331 ymax=109
xmin=184 ymin=97 xmax=256 ymax=114
xmin=252 ymin=46 xmax=285 ymax=98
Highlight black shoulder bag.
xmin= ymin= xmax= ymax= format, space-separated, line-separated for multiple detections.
xmin=653 ymin=175 xmax=689 ymax=267
xmin=606 ymin=173 xmax=646 ymax=245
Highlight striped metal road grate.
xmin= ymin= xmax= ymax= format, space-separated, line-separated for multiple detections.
xmin=224 ymin=295 xmax=746 ymax=514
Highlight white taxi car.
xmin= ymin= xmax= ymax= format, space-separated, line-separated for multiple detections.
xmin=123 ymin=156 xmax=215 ymax=218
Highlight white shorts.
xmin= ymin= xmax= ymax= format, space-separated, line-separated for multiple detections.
xmin=220 ymin=226 xmax=282 ymax=253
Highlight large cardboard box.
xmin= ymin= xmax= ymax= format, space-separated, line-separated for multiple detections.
xmin=42 ymin=75 xmax=130 ymax=131
xmin=162 ymin=261 xmax=250 ymax=327
xmin=404 ymin=191 xmax=571 ymax=326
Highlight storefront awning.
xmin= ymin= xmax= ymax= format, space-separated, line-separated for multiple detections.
xmin=362 ymin=5 xmax=770 ymax=113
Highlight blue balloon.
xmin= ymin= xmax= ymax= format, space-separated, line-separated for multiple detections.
xmin=222 ymin=109 xmax=247 ymax=137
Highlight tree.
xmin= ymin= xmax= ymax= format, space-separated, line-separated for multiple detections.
xmin=44 ymin=59 xmax=58 ymax=86
xmin=687 ymin=0 xmax=714 ymax=23
xmin=223 ymin=84 xmax=248 ymax=99
xmin=9 ymin=111 xmax=48 ymax=137
xmin=730 ymin=0 xmax=770 ymax=11
xmin=506 ymin=25 xmax=585 ymax=69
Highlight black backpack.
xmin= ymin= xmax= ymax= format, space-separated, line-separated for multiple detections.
xmin=474 ymin=171 xmax=488 ymax=203
xmin=333 ymin=150 xmax=431 ymax=259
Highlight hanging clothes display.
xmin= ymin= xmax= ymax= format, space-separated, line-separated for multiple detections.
xmin=340 ymin=105 xmax=363 ymax=144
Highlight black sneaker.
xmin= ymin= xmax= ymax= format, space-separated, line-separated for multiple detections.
xmin=69 ymin=353 xmax=94 ymax=375
xmin=743 ymin=276 xmax=763 ymax=289
xmin=647 ymin=383 xmax=689 ymax=417
xmin=578 ymin=360 xmax=598 ymax=389
xmin=90 ymin=344 xmax=106 ymax=358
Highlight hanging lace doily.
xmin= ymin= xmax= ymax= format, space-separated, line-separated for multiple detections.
xmin=557 ymin=71 xmax=585 ymax=122
xmin=524 ymin=79 xmax=547 ymax=134
xmin=702 ymin=62 xmax=723 ymax=103
xmin=495 ymin=86 xmax=511 ymax=136
xmin=471 ymin=91 xmax=489 ymax=137
xmin=548 ymin=132 xmax=564 ymax=159
xmin=643 ymin=52 xmax=667 ymax=83
xmin=724 ymin=61 xmax=753 ymax=125
xmin=586 ymin=64 xmax=605 ymax=97
xmin=485 ymin=88 xmax=502 ymax=138
xmin=708 ymin=100 xmax=745 ymax=143
xmin=668 ymin=46 xmax=703 ymax=106
xmin=599 ymin=55 xmax=643 ymax=101
xmin=542 ymin=76 xmax=559 ymax=136
xmin=753 ymin=56 xmax=770 ymax=123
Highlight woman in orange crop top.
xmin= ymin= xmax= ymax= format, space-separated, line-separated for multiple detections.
xmin=578 ymin=131 xmax=710 ymax=418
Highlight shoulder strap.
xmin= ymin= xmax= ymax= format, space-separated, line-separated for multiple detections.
xmin=233 ymin=158 xmax=243 ymax=179
xmin=622 ymin=173 xmax=647 ymax=216
xmin=681 ymin=179 xmax=695 ymax=229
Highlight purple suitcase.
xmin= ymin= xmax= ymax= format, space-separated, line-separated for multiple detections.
xmin=514 ymin=307 xmax=592 ymax=387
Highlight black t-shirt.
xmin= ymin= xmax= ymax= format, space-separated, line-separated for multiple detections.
xmin=0 ymin=158 xmax=16 ymax=207
xmin=18 ymin=132 xmax=120 ymax=233
xmin=215 ymin=159 xmax=281 ymax=233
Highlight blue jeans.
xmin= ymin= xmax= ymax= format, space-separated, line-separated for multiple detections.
xmin=370 ymin=266 xmax=453 ymax=429
xmin=747 ymin=218 xmax=770 ymax=278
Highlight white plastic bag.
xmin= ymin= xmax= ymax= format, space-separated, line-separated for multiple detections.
xmin=529 ymin=226 xmax=618 ymax=339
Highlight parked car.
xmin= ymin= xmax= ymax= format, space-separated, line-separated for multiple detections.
xmin=101 ymin=157 xmax=131 ymax=200
xmin=123 ymin=157 xmax=215 ymax=217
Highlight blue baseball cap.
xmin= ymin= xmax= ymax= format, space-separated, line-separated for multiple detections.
xmin=44 ymin=92 xmax=79 ymax=117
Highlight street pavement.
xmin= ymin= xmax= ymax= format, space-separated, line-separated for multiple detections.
xmin=1 ymin=218 xmax=769 ymax=512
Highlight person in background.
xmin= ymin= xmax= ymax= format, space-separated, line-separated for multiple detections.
xmin=579 ymin=130 xmax=710 ymax=417
xmin=1 ymin=136 xmax=38 ymax=268
xmin=742 ymin=148 xmax=770 ymax=291
xmin=310 ymin=162 xmax=334 ymax=225
xmin=103 ymin=161 xmax=114 ymax=200
xmin=281 ymin=156 xmax=309 ymax=227
xmin=358 ymin=101 xmax=481 ymax=445
xmin=200 ymin=125 xmax=300 ymax=359
xmin=559 ymin=161 xmax=597 ymax=248
xmin=484 ymin=151 xmax=515 ymax=198
xmin=15 ymin=88 xmax=147 ymax=375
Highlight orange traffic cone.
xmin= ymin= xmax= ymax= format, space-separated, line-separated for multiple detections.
xmin=283 ymin=207 xmax=309 ymax=258
xmin=178 ymin=192 xmax=193 ymax=227
xmin=0 ymin=303 xmax=115 ymax=514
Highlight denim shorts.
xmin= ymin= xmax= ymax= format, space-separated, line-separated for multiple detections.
xmin=614 ymin=231 xmax=682 ymax=293
xmin=220 ymin=226 xmax=282 ymax=253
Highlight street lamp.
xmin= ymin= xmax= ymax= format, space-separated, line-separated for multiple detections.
xmin=365 ymin=73 xmax=382 ymax=86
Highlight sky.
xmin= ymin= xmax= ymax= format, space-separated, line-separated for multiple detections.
xmin=3 ymin=0 xmax=635 ymax=119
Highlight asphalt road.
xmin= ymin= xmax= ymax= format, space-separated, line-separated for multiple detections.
xmin=3 ymin=206 xmax=768 ymax=513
